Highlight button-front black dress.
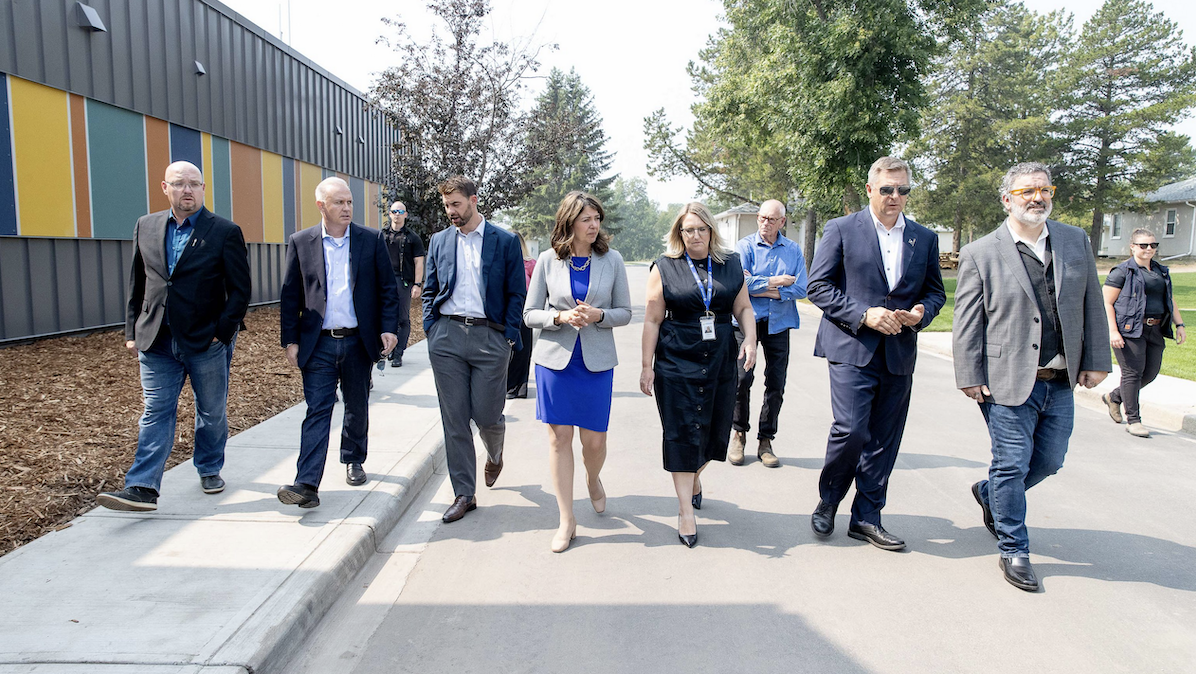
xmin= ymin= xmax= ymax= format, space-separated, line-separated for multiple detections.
xmin=652 ymin=253 xmax=744 ymax=472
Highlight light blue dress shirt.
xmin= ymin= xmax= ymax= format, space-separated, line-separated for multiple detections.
xmin=736 ymin=231 xmax=808 ymax=333
xmin=321 ymin=224 xmax=358 ymax=330
xmin=165 ymin=211 xmax=195 ymax=276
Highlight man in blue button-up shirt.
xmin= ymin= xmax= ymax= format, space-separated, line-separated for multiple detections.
xmin=730 ymin=199 xmax=807 ymax=467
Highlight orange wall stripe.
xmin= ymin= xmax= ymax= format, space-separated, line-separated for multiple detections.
xmin=144 ymin=116 xmax=171 ymax=213
xmin=69 ymin=94 xmax=91 ymax=237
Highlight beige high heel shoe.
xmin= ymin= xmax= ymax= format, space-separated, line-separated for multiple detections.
xmin=551 ymin=523 xmax=577 ymax=553
xmin=589 ymin=477 xmax=606 ymax=514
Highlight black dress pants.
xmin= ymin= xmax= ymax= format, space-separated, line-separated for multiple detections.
xmin=391 ymin=277 xmax=412 ymax=361
xmin=733 ymin=320 xmax=790 ymax=440
xmin=1110 ymin=322 xmax=1166 ymax=424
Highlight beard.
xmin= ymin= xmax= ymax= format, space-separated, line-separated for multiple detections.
xmin=1012 ymin=199 xmax=1052 ymax=226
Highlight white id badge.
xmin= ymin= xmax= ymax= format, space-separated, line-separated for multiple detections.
xmin=700 ymin=315 xmax=716 ymax=341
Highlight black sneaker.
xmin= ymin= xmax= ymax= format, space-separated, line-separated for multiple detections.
xmin=201 ymin=475 xmax=225 ymax=494
xmin=96 ymin=486 xmax=159 ymax=512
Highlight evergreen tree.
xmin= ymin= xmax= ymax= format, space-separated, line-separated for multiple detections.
xmin=515 ymin=68 xmax=616 ymax=241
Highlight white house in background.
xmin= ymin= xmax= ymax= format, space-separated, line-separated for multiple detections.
xmin=713 ymin=203 xmax=802 ymax=246
xmin=1099 ymin=176 xmax=1196 ymax=258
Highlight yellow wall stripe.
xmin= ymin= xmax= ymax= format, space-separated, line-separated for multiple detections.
xmin=201 ymin=132 xmax=214 ymax=208
xmin=298 ymin=161 xmax=323 ymax=230
xmin=10 ymin=77 xmax=74 ymax=236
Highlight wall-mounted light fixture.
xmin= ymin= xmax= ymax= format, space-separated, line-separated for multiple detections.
xmin=194 ymin=61 xmax=206 ymax=76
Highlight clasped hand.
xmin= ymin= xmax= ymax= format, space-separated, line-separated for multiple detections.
xmin=864 ymin=304 xmax=924 ymax=335
xmin=561 ymin=301 xmax=603 ymax=328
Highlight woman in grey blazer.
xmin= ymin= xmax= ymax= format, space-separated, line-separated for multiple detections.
xmin=524 ymin=192 xmax=632 ymax=553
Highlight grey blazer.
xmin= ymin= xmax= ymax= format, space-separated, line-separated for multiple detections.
xmin=523 ymin=248 xmax=633 ymax=371
xmin=953 ymin=220 xmax=1111 ymax=406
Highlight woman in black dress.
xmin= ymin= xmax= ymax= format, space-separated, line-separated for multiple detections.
xmin=1101 ymin=228 xmax=1186 ymax=437
xmin=640 ymin=202 xmax=757 ymax=547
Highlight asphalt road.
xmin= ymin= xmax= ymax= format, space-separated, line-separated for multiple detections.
xmin=284 ymin=263 xmax=1196 ymax=674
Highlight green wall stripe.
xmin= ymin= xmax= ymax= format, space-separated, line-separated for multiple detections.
xmin=86 ymin=100 xmax=147 ymax=239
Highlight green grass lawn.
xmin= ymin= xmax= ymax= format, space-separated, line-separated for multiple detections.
xmin=924 ymin=272 xmax=1195 ymax=381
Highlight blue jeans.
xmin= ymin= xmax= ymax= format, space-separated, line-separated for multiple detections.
xmin=296 ymin=334 xmax=372 ymax=489
xmin=977 ymin=377 xmax=1073 ymax=557
xmin=125 ymin=336 xmax=230 ymax=492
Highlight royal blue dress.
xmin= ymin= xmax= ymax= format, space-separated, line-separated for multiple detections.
xmin=534 ymin=257 xmax=615 ymax=432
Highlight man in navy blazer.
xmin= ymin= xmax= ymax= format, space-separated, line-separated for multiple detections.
xmin=422 ymin=176 xmax=527 ymax=523
xmin=276 ymin=177 xmax=399 ymax=508
xmin=807 ymin=156 xmax=946 ymax=551
xmin=97 ymin=161 xmax=251 ymax=512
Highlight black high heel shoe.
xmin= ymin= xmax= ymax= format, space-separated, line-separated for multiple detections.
xmin=678 ymin=516 xmax=698 ymax=548
xmin=691 ymin=491 xmax=702 ymax=510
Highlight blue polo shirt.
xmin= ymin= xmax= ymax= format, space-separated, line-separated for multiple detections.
xmin=735 ymin=231 xmax=808 ymax=333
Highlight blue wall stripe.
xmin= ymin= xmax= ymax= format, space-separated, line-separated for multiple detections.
xmin=210 ymin=136 xmax=231 ymax=218
xmin=169 ymin=123 xmax=202 ymax=169
xmin=0 ymin=74 xmax=17 ymax=236
xmin=282 ymin=156 xmax=295 ymax=240
xmin=349 ymin=176 xmax=364 ymax=225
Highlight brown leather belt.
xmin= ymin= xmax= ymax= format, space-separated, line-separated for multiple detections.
xmin=1144 ymin=318 xmax=1162 ymax=326
xmin=447 ymin=314 xmax=504 ymax=332
xmin=1036 ymin=368 xmax=1065 ymax=381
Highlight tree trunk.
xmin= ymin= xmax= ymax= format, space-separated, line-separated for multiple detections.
xmin=803 ymin=207 xmax=817 ymax=273
xmin=842 ymin=183 xmax=862 ymax=214
xmin=1089 ymin=137 xmax=1112 ymax=258
xmin=953 ymin=207 xmax=963 ymax=253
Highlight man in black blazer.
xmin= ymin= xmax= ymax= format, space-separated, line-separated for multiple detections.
xmin=276 ymin=177 xmax=399 ymax=508
xmin=806 ymin=156 xmax=946 ymax=551
xmin=97 ymin=161 xmax=251 ymax=512
xmin=422 ymin=176 xmax=526 ymax=523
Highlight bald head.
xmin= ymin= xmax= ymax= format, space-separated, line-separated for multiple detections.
xmin=161 ymin=161 xmax=205 ymax=218
xmin=756 ymin=199 xmax=786 ymax=243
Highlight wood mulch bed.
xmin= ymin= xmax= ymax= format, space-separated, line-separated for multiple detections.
xmin=0 ymin=303 xmax=425 ymax=558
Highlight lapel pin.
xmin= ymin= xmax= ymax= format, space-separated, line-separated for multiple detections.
xmin=907 ymin=238 xmax=915 ymax=246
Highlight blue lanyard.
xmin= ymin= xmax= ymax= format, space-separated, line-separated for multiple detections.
xmin=684 ymin=253 xmax=713 ymax=314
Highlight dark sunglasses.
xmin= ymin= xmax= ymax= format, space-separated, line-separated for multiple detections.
xmin=390 ymin=208 xmax=406 ymax=214
xmin=878 ymin=185 xmax=912 ymax=197
xmin=1133 ymin=242 xmax=1159 ymax=249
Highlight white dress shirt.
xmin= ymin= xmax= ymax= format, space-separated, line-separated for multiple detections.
xmin=438 ymin=219 xmax=487 ymax=319
xmin=320 ymin=223 xmax=358 ymax=330
xmin=869 ymin=209 xmax=907 ymax=291
xmin=1006 ymin=219 xmax=1066 ymax=370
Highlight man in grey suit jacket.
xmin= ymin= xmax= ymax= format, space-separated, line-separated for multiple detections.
xmin=953 ymin=162 xmax=1110 ymax=591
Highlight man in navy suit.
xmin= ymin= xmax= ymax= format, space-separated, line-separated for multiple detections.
xmin=422 ymin=176 xmax=527 ymax=523
xmin=97 ymin=161 xmax=251 ymax=512
xmin=276 ymin=177 xmax=399 ymax=508
xmin=807 ymin=156 xmax=946 ymax=551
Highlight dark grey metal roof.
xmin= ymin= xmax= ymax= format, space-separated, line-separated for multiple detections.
xmin=1143 ymin=176 xmax=1196 ymax=203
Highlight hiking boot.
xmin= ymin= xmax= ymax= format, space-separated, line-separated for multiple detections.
xmin=757 ymin=438 xmax=780 ymax=468
xmin=728 ymin=431 xmax=746 ymax=465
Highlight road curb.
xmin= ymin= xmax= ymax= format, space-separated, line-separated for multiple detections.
xmin=208 ymin=429 xmax=445 ymax=674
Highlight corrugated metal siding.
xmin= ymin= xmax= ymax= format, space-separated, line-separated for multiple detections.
xmin=0 ymin=0 xmax=398 ymax=182
xmin=0 ymin=235 xmax=283 ymax=342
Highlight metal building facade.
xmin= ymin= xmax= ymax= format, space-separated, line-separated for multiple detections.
xmin=0 ymin=0 xmax=400 ymax=342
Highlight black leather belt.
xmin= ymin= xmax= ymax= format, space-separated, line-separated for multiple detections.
xmin=321 ymin=327 xmax=359 ymax=338
xmin=1036 ymin=368 xmax=1065 ymax=381
xmin=664 ymin=311 xmax=732 ymax=324
xmin=1144 ymin=317 xmax=1163 ymax=326
xmin=447 ymin=314 xmax=504 ymax=332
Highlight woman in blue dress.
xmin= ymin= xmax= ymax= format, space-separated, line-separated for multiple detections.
xmin=524 ymin=192 xmax=632 ymax=552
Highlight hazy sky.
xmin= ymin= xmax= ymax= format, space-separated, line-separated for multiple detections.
xmin=222 ymin=0 xmax=1196 ymax=206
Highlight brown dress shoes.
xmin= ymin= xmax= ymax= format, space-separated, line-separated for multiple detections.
xmin=442 ymin=495 xmax=477 ymax=523
xmin=484 ymin=458 xmax=503 ymax=487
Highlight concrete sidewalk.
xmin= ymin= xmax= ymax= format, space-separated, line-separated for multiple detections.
xmin=0 ymin=346 xmax=447 ymax=673
xmin=796 ymin=303 xmax=1196 ymax=436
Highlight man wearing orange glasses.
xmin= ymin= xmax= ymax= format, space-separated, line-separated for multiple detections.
xmin=953 ymin=162 xmax=1110 ymax=591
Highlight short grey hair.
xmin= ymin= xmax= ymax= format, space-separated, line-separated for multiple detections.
xmin=1000 ymin=162 xmax=1052 ymax=197
xmin=867 ymin=156 xmax=910 ymax=185
xmin=315 ymin=177 xmax=350 ymax=202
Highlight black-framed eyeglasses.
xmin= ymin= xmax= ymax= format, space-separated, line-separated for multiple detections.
xmin=1133 ymin=242 xmax=1160 ymax=249
xmin=878 ymin=185 xmax=912 ymax=197
xmin=390 ymin=208 xmax=406 ymax=214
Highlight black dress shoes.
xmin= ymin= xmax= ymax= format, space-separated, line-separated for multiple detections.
xmin=971 ymin=481 xmax=997 ymax=538
xmin=811 ymin=501 xmax=837 ymax=537
xmin=200 ymin=474 xmax=225 ymax=494
xmin=346 ymin=462 xmax=367 ymax=486
xmin=442 ymin=495 xmax=477 ymax=523
xmin=277 ymin=484 xmax=320 ymax=508
xmin=1000 ymin=556 xmax=1040 ymax=591
xmin=678 ymin=532 xmax=698 ymax=548
xmin=847 ymin=522 xmax=906 ymax=551
xmin=691 ymin=491 xmax=702 ymax=510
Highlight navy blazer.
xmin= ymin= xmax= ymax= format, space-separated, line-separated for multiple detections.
xmin=807 ymin=209 xmax=946 ymax=375
xmin=125 ymin=206 xmax=251 ymax=354
xmin=279 ymin=223 xmax=400 ymax=369
xmin=421 ymin=220 xmax=528 ymax=350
